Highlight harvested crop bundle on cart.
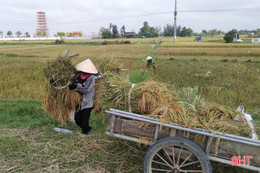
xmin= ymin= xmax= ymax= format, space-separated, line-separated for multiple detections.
xmin=43 ymin=53 xmax=81 ymax=124
xmin=95 ymin=65 xmax=253 ymax=138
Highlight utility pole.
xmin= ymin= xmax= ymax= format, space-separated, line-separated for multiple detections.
xmin=173 ymin=0 xmax=177 ymax=43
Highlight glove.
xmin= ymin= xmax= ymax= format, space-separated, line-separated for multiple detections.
xmin=69 ymin=83 xmax=77 ymax=90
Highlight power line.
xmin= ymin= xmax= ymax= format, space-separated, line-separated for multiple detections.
xmin=179 ymin=7 xmax=260 ymax=12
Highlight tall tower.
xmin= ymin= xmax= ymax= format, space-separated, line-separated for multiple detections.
xmin=36 ymin=10 xmax=49 ymax=37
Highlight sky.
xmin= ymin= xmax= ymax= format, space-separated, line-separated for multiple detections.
xmin=0 ymin=0 xmax=259 ymax=37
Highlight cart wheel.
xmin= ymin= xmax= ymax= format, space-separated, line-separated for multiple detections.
xmin=143 ymin=137 xmax=212 ymax=173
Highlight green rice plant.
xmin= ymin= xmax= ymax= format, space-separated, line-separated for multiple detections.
xmin=177 ymin=86 xmax=204 ymax=110
xmin=129 ymin=70 xmax=150 ymax=83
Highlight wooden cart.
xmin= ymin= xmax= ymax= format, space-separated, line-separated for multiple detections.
xmin=106 ymin=108 xmax=260 ymax=173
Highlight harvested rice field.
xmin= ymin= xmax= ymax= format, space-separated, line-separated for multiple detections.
xmin=0 ymin=37 xmax=259 ymax=173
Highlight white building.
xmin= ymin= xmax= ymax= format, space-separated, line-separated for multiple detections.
xmin=252 ymin=38 xmax=260 ymax=43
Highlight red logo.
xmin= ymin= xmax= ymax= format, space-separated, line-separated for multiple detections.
xmin=231 ymin=156 xmax=252 ymax=165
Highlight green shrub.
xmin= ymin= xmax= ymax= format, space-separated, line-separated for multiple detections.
xmin=54 ymin=39 xmax=65 ymax=44
xmin=121 ymin=40 xmax=131 ymax=44
xmin=224 ymin=30 xmax=237 ymax=43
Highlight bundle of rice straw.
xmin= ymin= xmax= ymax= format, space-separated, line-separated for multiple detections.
xmin=94 ymin=59 xmax=251 ymax=137
xmin=43 ymin=55 xmax=81 ymax=124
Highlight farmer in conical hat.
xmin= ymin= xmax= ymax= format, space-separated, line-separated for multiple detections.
xmin=69 ymin=59 xmax=98 ymax=135
xmin=146 ymin=56 xmax=156 ymax=73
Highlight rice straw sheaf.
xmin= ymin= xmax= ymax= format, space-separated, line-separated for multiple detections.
xmin=94 ymin=57 xmax=127 ymax=114
xmin=95 ymin=65 xmax=251 ymax=137
xmin=42 ymin=55 xmax=81 ymax=124
xmin=198 ymin=104 xmax=251 ymax=136
xmin=95 ymin=71 xmax=132 ymax=112
xmin=43 ymin=56 xmax=75 ymax=87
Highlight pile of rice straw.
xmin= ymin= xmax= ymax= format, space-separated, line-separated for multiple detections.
xmin=43 ymin=55 xmax=81 ymax=124
xmin=95 ymin=59 xmax=251 ymax=137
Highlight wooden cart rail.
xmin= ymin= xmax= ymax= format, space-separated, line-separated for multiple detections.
xmin=106 ymin=108 xmax=260 ymax=172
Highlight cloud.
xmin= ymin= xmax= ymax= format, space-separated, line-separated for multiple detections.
xmin=0 ymin=0 xmax=259 ymax=36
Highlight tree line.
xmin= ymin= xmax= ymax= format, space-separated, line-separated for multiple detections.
xmin=0 ymin=31 xmax=30 ymax=38
xmin=99 ymin=21 xmax=194 ymax=39
xmin=98 ymin=21 xmax=260 ymax=39
xmin=1 ymin=21 xmax=259 ymax=40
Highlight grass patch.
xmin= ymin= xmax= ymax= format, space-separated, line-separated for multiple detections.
xmin=0 ymin=99 xmax=52 ymax=128
xmin=0 ymin=99 xmax=146 ymax=173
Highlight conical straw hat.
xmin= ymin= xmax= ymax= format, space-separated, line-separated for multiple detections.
xmin=146 ymin=56 xmax=152 ymax=61
xmin=75 ymin=59 xmax=98 ymax=74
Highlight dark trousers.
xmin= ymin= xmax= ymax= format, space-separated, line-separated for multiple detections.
xmin=74 ymin=107 xmax=93 ymax=134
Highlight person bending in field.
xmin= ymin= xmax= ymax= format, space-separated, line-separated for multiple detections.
xmin=69 ymin=59 xmax=98 ymax=135
xmin=146 ymin=56 xmax=156 ymax=73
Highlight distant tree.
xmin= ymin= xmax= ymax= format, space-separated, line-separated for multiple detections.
xmin=66 ymin=32 xmax=75 ymax=37
xmin=109 ymin=23 xmax=113 ymax=31
xmin=0 ymin=31 xmax=3 ymax=37
xmin=238 ymin=29 xmax=247 ymax=35
xmin=179 ymin=27 xmax=186 ymax=37
xmin=139 ymin=21 xmax=151 ymax=37
xmin=224 ymin=29 xmax=237 ymax=43
xmin=25 ymin=32 xmax=30 ymax=37
xmin=139 ymin=21 xmax=159 ymax=38
xmin=179 ymin=27 xmax=193 ymax=37
xmin=36 ymin=31 xmax=47 ymax=37
xmin=7 ymin=31 xmax=12 ymax=37
xmin=36 ymin=32 xmax=41 ymax=37
xmin=254 ymin=29 xmax=260 ymax=37
xmin=185 ymin=28 xmax=193 ymax=36
xmin=208 ymin=29 xmax=217 ymax=37
xmin=120 ymin=25 xmax=126 ymax=37
xmin=150 ymin=26 xmax=159 ymax=37
xmin=99 ymin=27 xmax=112 ymax=39
xmin=163 ymin=24 xmax=174 ymax=36
xmin=57 ymin=32 xmax=65 ymax=38
xmin=176 ymin=25 xmax=182 ymax=36
xmin=237 ymin=29 xmax=260 ymax=37
xmin=111 ymin=24 xmax=119 ymax=38
xmin=15 ymin=31 xmax=22 ymax=37
xmin=143 ymin=21 xmax=149 ymax=27
xmin=202 ymin=30 xmax=207 ymax=35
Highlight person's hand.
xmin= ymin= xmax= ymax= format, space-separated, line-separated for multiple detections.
xmin=69 ymin=83 xmax=77 ymax=90
xmin=76 ymin=83 xmax=82 ymax=88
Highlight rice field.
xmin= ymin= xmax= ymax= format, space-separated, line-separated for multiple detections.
xmin=0 ymin=44 xmax=153 ymax=58
xmin=0 ymin=37 xmax=259 ymax=173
